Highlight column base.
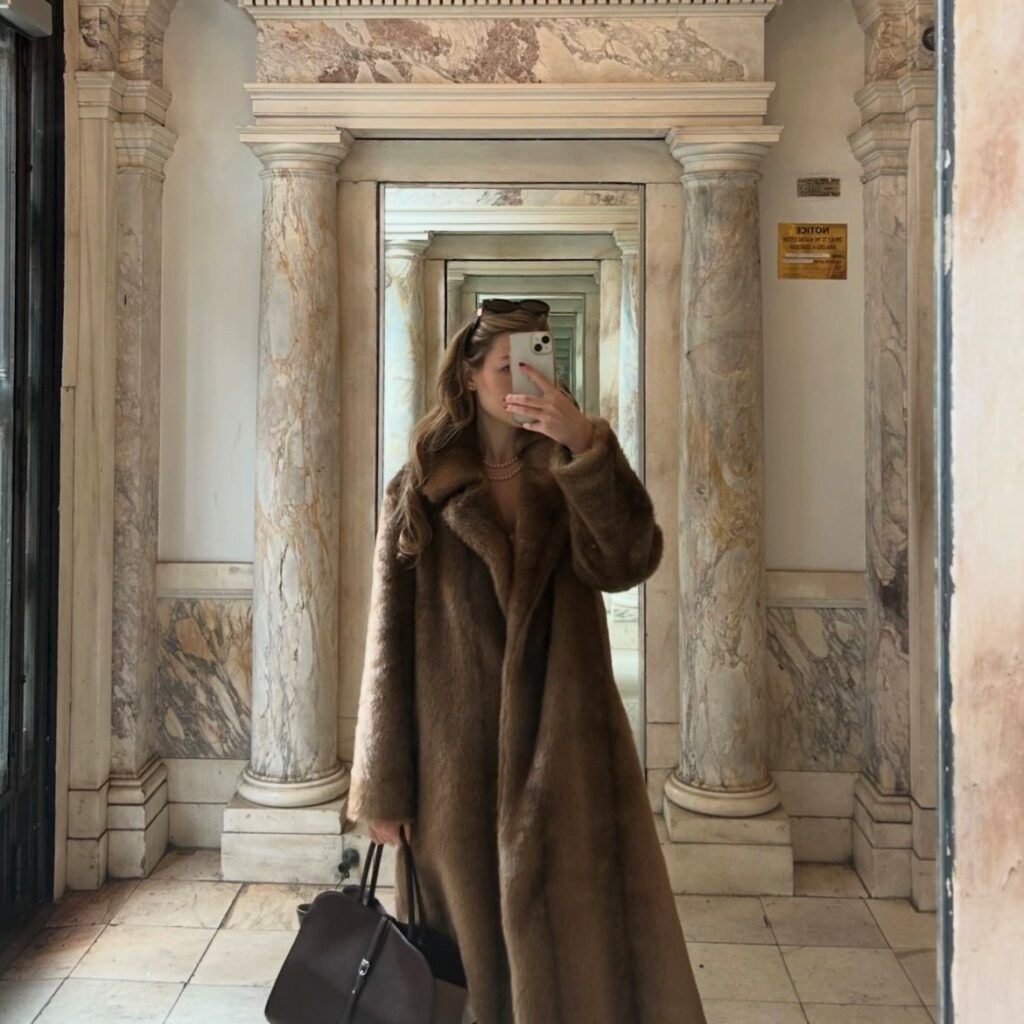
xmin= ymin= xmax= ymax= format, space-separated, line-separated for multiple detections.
xmin=107 ymin=757 xmax=170 ymax=879
xmin=236 ymin=762 xmax=348 ymax=808
xmin=658 ymin=797 xmax=794 ymax=896
xmin=851 ymin=773 xmax=913 ymax=899
xmin=664 ymin=769 xmax=782 ymax=817
xmin=221 ymin=791 xmax=352 ymax=883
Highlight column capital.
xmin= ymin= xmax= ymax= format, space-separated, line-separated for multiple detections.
xmin=384 ymin=235 xmax=433 ymax=257
xmin=113 ymin=122 xmax=178 ymax=175
xmin=849 ymin=119 xmax=912 ymax=180
xmin=613 ymin=227 xmax=639 ymax=257
xmin=239 ymin=125 xmax=354 ymax=172
xmin=666 ymin=126 xmax=783 ymax=178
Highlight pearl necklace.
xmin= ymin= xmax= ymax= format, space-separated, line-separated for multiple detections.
xmin=484 ymin=461 xmax=523 ymax=481
xmin=482 ymin=454 xmax=519 ymax=468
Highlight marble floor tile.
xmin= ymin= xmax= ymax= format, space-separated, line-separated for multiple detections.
xmin=165 ymin=983 xmax=274 ymax=1023
xmin=794 ymin=864 xmax=868 ymax=898
xmin=0 ymin=978 xmax=62 ymax=1023
xmin=896 ymin=948 xmax=938 ymax=1007
xmin=781 ymin=946 xmax=922 ymax=1006
xmin=803 ymin=1007 xmax=933 ymax=1023
xmin=0 ymin=926 xmax=104 ymax=980
xmin=761 ymin=897 xmax=887 ymax=947
xmin=865 ymin=899 xmax=938 ymax=951
xmin=190 ymin=929 xmax=296 ymax=987
xmin=221 ymin=882 xmax=324 ymax=931
xmin=687 ymin=942 xmax=800 ymax=1003
xmin=111 ymin=879 xmax=241 ymax=929
xmin=703 ymin=999 xmax=808 ymax=1023
xmin=150 ymin=848 xmax=224 ymax=882
xmin=34 ymin=978 xmax=182 ymax=1023
xmin=675 ymin=895 xmax=775 ymax=944
xmin=46 ymin=880 xmax=140 ymax=927
xmin=69 ymin=924 xmax=216 ymax=984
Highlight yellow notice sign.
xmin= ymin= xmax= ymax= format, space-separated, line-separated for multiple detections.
xmin=778 ymin=223 xmax=848 ymax=280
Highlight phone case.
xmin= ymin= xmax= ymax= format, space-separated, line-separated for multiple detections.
xmin=508 ymin=331 xmax=556 ymax=425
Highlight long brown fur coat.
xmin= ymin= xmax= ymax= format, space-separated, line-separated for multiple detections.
xmin=348 ymin=415 xmax=706 ymax=1024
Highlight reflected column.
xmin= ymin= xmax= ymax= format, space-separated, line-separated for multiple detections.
xmin=446 ymin=269 xmax=466 ymax=340
xmin=665 ymin=131 xmax=782 ymax=825
xmin=383 ymin=235 xmax=431 ymax=485
xmin=614 ymin=228 xmax=641 ymax=472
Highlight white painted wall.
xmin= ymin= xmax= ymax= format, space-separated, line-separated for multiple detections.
xmin=159 ymin=0 xmax=260 ymax=561
xmin=159 ymin=0 xmax=867 ymax=571
xmin=761 ymin=0 xmax=867 ymax=570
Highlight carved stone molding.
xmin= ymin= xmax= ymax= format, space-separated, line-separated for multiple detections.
xmin=79 ymin=0 xmax=181 ymax=85
xmin=244 ymin=81 xmax=775 ymax=138
xmin=242 ymin=0 xmax=782 ymax=19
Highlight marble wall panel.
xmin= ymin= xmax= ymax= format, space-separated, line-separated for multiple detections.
xmin=767 ymin=606 xmax=867 ymax=773
xmin=256 ymin=16 xmax=762 ymax=85
xmin=157 ymin=599 xmax=252 ymax=759
xmin=156 ymin=591 xmax=868 ymax=775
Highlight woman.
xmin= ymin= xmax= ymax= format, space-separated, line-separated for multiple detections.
xmin=348 ymin=298 xmax=706 ymax=1024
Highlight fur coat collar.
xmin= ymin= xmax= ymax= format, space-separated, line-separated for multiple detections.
xmin=419 ymin=423 xmax=571 ymax=625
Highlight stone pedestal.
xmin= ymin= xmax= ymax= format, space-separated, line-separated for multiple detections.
xmin=662 ymin=129 xmax=790 ymax=894
xmin=224 ymin=127 xmax=353 ymax=883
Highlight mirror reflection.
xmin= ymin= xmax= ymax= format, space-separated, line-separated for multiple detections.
xmin=380 ymin=185 xmax=646 ymax=751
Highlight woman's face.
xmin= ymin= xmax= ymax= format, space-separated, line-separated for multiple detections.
xmin=467 ymin=332 xmax=519 ymax=427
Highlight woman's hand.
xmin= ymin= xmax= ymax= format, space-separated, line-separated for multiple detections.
xmin=368 ymin=818 xmax=412 ymax=846
xmin=503 ymin=364 xmax=596 ymax=455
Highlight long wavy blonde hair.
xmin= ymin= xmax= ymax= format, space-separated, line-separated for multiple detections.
xmin=392 ymin=305 xmax=556 ymax=565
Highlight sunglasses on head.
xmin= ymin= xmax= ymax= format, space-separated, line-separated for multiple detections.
xmin=466 ymin=298 xmax=551 ymax=344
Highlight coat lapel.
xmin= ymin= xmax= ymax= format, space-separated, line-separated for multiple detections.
xmin=420 ymin=425 xmax=570 ymax=628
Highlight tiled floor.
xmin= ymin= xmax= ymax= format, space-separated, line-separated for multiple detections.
xmin=0 ymin=852 xmax=938 ymax=1023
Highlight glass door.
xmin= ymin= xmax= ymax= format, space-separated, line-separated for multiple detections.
xmin=0 ymin=4 xmax=62 ymax=939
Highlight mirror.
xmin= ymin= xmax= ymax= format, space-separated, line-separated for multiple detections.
xmin=380 ymin=184 xmax=646 ymax=755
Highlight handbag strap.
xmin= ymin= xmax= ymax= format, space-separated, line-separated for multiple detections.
xmin=341 ymin=913 xmax=392 ymax=1024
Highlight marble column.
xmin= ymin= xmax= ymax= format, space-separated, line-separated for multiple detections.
xmin=847 ymin=0 xmax=935 ymax=905
xmin=663 ymin=132 xmax=785 ymax=869
xmin=614 ymin=228 xmax=641 ymax=472
xmin=243 ymin=131 xmax=350 ymax=807
xmin=598 ymin=256 xmax=622 ymax=429
xmin=224 ymin=128 xmax=353 ymax=883
xmin=446 ymin=269 xmax=466 ymax=341
xmin=108 ymin=122 xmax=177 ymax=879
xmin=383 ymin=236 xmax=431 ymax=486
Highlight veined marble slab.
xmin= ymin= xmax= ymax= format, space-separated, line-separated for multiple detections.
xmin=157 ymin=599 xmax=252 ymax=759
xmin=767 ymin=606 xmax=867 ymax=773
xmin=256 ymin=16 xmax=763 ymax=84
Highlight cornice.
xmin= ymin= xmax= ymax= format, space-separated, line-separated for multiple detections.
xmin=387 ymin=203 xmax=640 ymax=239
xmin=244 ymin=81 xmax=775 ymax=139
xmin=240 ymin=0 xmax=781 ymax=20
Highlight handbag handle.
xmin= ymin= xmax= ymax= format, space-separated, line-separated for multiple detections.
xmin=399 ymin=823 xmax=427 ymax=944
xmin=357 ymin=837 xmax=384 ymax=904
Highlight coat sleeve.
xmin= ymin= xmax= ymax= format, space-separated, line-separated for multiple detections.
xmin=548 ymin=416 xmax=664 ymax=593
xmin=347 ymin=468 xmax=417 ymax=824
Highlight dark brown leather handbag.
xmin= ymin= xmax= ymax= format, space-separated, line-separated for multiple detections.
xmin=264 ymin=825 xmax=469 ymax=1024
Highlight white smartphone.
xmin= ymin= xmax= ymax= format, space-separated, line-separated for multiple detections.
xmin=508 ymin=330 xmax=556 ymax=425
